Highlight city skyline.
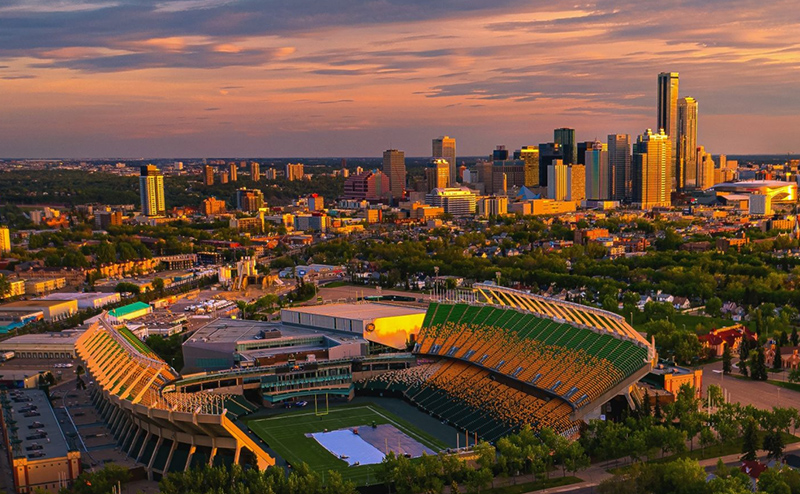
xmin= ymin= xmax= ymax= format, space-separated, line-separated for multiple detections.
xmin=1 ymin=1 xmax=800 ymax=158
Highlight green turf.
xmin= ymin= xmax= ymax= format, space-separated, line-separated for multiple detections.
xmin=246 ymin=403 xmax=448 ymax=486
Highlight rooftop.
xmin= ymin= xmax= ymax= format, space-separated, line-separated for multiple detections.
xmin=108 ymin=301 xmax=151 ymax=318
xmin=0 ymin=329 xmax=86 ymax=346
xmin=282 ymin=302 xmax=425 ymax=321
xmin=2 ymin=389 xmax=71 ymax=460
xmin=0 ymin=300 xmax=76 ymax=309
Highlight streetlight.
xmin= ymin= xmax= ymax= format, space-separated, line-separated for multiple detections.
xmin=434 ymin=266 xmax=439 ymax=301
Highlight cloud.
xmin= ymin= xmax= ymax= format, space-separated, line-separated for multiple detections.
xmin=1 ymin=74 xmax=36 ymax=79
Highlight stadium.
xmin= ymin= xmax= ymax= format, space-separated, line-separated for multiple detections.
xmin=73 ymin=282 xmax=656 ymax=482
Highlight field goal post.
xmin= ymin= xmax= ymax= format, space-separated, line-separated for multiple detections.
xmin=315 ymin=393 xmax=329 ymax=416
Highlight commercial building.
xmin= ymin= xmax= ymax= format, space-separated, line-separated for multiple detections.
xmin=285 ymin=163 xmax=303 ymax=181
xmin=477 ymin=196 xmax=508 ymax=217
xmin=0 ymin=300 xmax=78 ymax=322
xmin=235 ymin=188 xmax=264 ymax=212
xmin=250 ymin=162 xmax=261 ymax=181
xmin=585 ymin=141 xmax=610 ymax=201
xmin=107 ymin=301 xmax=152 ymax=323
xmin=425 ymin=187 xmax=477 ymax=216
xmin=677 ymin=97 xmax=698 ymax=189
xmin=538 ymin=142 xmax=563 ymax=187
xmin=426 ymin=159 xmax=451 ymax=192
xmin=432 ymin=135 xmax=457 ymax=184
xmin=554 ymin=128 xmax=577 ymax=165
xmin=0 ymin=227 xmax=9 ymax=254
xmin=383 ymin=149 xmax=406 ymax=201
xmin=632 ymin=128 xmax=672 ymax=209
xmin=517 ymin=146 xmax=540 ymax=187
xmin=0 ymin=389 xmax=82 ymax=493
xmin=139 ymin=165 xmax=165 ymax=217
xmin=0 ymin=329 xmax=85 ymax=359
xmin=657 ymin=72 xmax=679 ymax=191
xmin=547 ymin=161 xmax=585 ymax=202
xmin=39 ymin=292 xmax=120 ymax=310
xmin=608 ymin=134 xmax=632 ymax=201
xmin=294 ymin=213 xmax=329 ymax=232
xmin=343 ymin=170 xmax=391 ymax=202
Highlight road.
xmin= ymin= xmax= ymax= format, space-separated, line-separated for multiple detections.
xmin=701 ymin=359 xmax=800 ymax=410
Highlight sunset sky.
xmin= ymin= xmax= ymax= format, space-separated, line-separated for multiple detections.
xmin=1 ymin=0 xmax=800 ymax=158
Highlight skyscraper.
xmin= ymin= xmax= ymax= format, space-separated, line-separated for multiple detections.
xmin=383 ymin=149 xmax=406 ymax=201
xmin=547 ymin=161 xmax=584 ymax=202
xmin=632 ymin=129 xmax=672 ymax=209
xmin=695 ymin=146 xmax=715 ymax=190
xmin=0 ymin=226 xmax=10 ymax=254
xmin=229 ymin=162 xmax=238 ymax=182
xmin=585 ymin=141 xmax=610 ymax=201
xmin=426 ymin=158 xmax=451 ymax=192
xmin=139 ymin=165 xmax=166 ymax=217
xmin=608 ymin=134 xmax=632 ymax=201
xmin=554 ymin=128 xmax=577 ymax=165
xmin=203 ymin=165 xmax=215 ymax=186
xmin=517 ymin=146 xmax=540 ymax=188
xmin=250 ymin=162 xmax=260 ymax=181
xmin=432 ymin=136 xmax=457 ymax=185
xmin=677 ymin=97 xmax=698 ymax=189
xmin=657 ymin=72 xmax=679 ymax=191
xmin=538 ymin=142 xmax=563 ymax=188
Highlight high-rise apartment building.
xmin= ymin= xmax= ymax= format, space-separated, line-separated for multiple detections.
xmin=696 ymin=146 xmax=716 ymax=190
xmin=203 ymin=165 xmax=215 ymax=186
xmin=235 ymin=188 xmax=265 ymax=212
xmin=265 ymin=168 xmax=278 ymax=181
xmin=250 ymin=162 xmax=260 ymax=181
xmin=229 ymin=162 xmax=238 ymax=182
xmin=608 ymin=134 xmax=632 ymax=201
xmin=585 ymin=141 xmax=610 ymax=201
xmin=382 ymin=149 xmax=406 ymax=201
xmin=632 ymin=129 xmax=672 ymax=209
xmin=139 ymin=165 xmax=166 ymax=217
xmin=677 ymin=97 xmax=698 ymax=189
xmin=554 ymin=128 xmax=577 ymax=165
xmin=219 ymin=171 xmax=229 ymax=184
xmin=0 ymin=226 xmax=10 ymax=254
xmin=285 ymin=163 xmax=304 ymax=181
xmin=517 ymin=146 xmax=540 ymax=187
xmin=433 ymin=136 xmax=457 ymax=185
xmin=657 ymin=72 xmax=679 ymax=191
xmin=426 ymin=159 xmax=451 ymax=192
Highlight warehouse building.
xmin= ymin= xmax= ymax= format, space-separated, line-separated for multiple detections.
xmin=38 ymin=292 xmax=120 ymax=310
xmin=0 ymin=299 xmax=78 ymax=322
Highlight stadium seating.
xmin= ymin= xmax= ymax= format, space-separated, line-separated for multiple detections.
xmin=413 ymin=303 xmax=649 ymax=408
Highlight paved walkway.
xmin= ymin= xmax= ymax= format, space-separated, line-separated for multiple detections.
xmin=701 ymin=360 xmax=800 ymax=410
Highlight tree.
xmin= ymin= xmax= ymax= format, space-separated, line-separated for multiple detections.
xmin=774 ymin=343 xmax=783 ymax=370
xmin=757 ymin=467 xmax=792 ymax=494
xmin=741 ymin=417 xmax=759 ymax=461
xmin=115 ymin=282 xmax=140 ymax=294
xmin=706 ymin=297 xmax=723 ymax=318
xmin=763 ymin=429 xmax=785 ymax=461
xmin=152 ymin=277 xmax=165 ymax=295
xmin=792 ymin=327 xmax=799 ymax=347
xmin=722 ymin=346 xmax=732 ymax=375
xmin=749 ymin=346 xmax=768 ymax=381
xmin=699 ymin=427 xmax=717 ymax=455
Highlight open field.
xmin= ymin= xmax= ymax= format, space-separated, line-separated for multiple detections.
xmin=247 ymin=403 xmax=448 ymax=485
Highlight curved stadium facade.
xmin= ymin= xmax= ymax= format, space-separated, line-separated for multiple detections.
xmin=77 ymin=283 xmax=655 ymax=477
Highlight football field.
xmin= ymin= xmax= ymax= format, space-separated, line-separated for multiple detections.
xmin=247 ymin=403 xmax=447 ymax=485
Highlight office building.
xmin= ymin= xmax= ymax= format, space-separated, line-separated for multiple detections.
xmin=425 ymin=187 xmax=477 ymax=216
xmin=343 ymin=170 xmax=391 ymax=202
xmin=677 ymin=97 xmax=698 ymax=189
xmin=229 ymin=162 xmax=238 ymax=182
xmin=383 ymin=149 xmax=406 ymax=201
xmin=426 ymin=159 xmax=451 ymax=192
xmin=585 ymin=141 xmax=610 ymax=201
xmin=547 ymin=161 xmax=585 ymax=202
xmin=492 ymin=145 xmax=509 ymax=161
xmin=657 ymin=72 xmax=679 ymax=190
xmin=609 ymin=134 xmax=632 ymax=201
xmin=250 ymin=162 xmax=261 ymax=181
xmin=517 ymin=146 xmax=540 ymax=187
xmin=285 ymin=163 xmax=304 ymax=181
xmin=696 ymin=146 xmax=715 ymax=190
xmin=236 ymin=188 xmax=265 ymax=212
xmin=632 ymin=128 xmax=672 ymax=209
xmin=538 ymin=142 xmax=563 ymax=187
xmin=433 ymin=136 xmax=457 ymax=184
xmin=203 ymin=165 xmax=215 ymax=186
xmin=477 ymin=196 xmax=508 ymax=217
xmin=139 ymin=165 xmax=166 ymax=217
xmin=554 ymin=128 xmax=577 ymax=165
xmin=0 ymin=227 xmax=10 ymax=254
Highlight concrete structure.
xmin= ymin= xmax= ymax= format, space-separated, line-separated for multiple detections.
xmin=426 ymin=158 xmax=451 ymax=192
xmin=477 ymin=196 xmax=508 ymax=217
xmin=24 ymin=278 xmax=66 ymax=296
xmin=250 ymin=162 xmax=261 ymax=181
xmin=282 ymin=303 xmax=427 ymax=350
xmin=547 ymin=161 xmax=585 ymax=202
xmin=203 ymin=165 xmax=215 ymax=186
xmin=0 ymin=329 xmax=85 ymax=359
xmin=425 ymin=187 xmax=477 ymax=216
xmin=285 ymin=163 xmax=304 ymax=181
xmin=432 ymin=136 xmax=457 ymax=185
xmin=343 ymin=170 xmax=391 ymax=202
xmin=657 ymin=72 xmax=679 ymax=190
xmin=229 ymin=162 xmax=237 ymax=182
xmin=201 ymin=197 xmax=226 ymax=216
xmin=677 ymin=97 xmax=698 ymax=189
xmin=0 ymin=300 xmax=78 ymax=322
xmin=749 ymin=194 xmax=772 ymax=216
xmin=383 ymin=149 xmax=406 ymax=201
xmin=632 ymin=128 xmax=672 ymax=209
xmin=235 ymin=188 xmax=264 ymax=212
xmin=0 ymin=389 xmax=81 ymax=493
xmin=139 ymin=165 xmax=166 ymax=217
xmin=39 ymin=292 xmax=121 ymax=310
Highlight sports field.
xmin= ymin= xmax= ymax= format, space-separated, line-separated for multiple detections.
xmin=247 ymin=403 xmax=448 ymax=485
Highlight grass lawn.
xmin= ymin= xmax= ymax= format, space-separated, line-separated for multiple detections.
xmin=246 ymin=403 xmax=447 ymax=486
xmin=481 ymin=476 xmax=582 ymax=494
xmin=321 ymin=281 xmax=349 ymax=288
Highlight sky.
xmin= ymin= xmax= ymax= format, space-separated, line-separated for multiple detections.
xmin=1 ymin=0 xmax=800 ymax=158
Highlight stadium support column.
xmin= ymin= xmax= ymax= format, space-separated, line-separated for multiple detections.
xmin=163 ymin=441 xmax=178 ymax=474
xmin=147 ymin=437 xmax=164 ymax=480
xmin=209 ymin=446 xmax=218 ymax=467
xmin=185 ymin=445 xmax=197 ymax=471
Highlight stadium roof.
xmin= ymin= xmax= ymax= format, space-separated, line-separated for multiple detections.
xmin=282 ymin=303 xmax=425 ymax=321
xmin=109 ymin=302 xmax=151 ymax=318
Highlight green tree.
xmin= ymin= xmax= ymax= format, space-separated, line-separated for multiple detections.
xmin=763 ymin=429 xmax=785 ymax=461
xmin=791 ymin=327 xmax=799 ymax=347
xmin=722 ymin=345 xmax=732 ymax=375
xmin=152 ymin=277 xmax=165 ymax=295
xmin=706 ymin=296 xmax=723 ymax=318
xmin=757 ymin=467 xmax=792 ymax=494
xmin=774 ymin=343 xmax=783 ymax=370
xmin=741 ymin=417 xmax=760 ymax=461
